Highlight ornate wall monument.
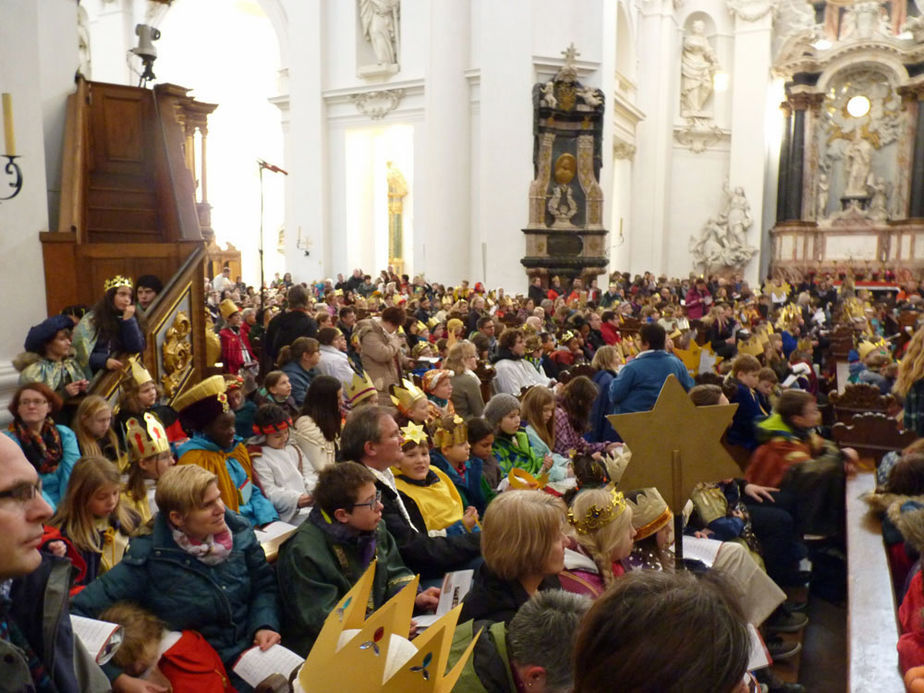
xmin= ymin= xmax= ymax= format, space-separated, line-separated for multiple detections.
xmin=770 ymin=0 xmax=924 ymax=280
xmin=522 ymin=44 xmax=607 ymax=286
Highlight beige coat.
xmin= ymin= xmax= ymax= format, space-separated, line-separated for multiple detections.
xmin=356 ymin=318 xmax=404 ymax=404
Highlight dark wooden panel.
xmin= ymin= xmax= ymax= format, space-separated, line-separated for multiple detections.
xmin=89 ymin=84 xmax=153 ymax=178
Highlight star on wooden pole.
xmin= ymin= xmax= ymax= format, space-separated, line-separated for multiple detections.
xmin=606 ymin=374 xmax=741 ymax=514
xmin=607 ymin=374 xmax=741 ymax=568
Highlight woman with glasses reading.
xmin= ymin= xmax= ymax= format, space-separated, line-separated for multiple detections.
xmin=3 ymin=383 xmax=80 ymax=511
xmin=276 ymin=461 xmax=440 ymax=656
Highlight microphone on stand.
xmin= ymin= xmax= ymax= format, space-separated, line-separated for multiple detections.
xmin=257 ymin=159 xmax=289 ymax=175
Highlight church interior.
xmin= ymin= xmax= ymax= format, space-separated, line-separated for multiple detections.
xmin=6 ymin=0 xmax=924 ymax=690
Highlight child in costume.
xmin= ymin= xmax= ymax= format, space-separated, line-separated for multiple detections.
xmin=275 ymin=462 xmax=438 ymax=655
xmin=224 ymin=374 xmax=257 ymax=439
xmin=99 ymin=602 xmax=234 ymax=693
xmin=248 ymin=403 xmax=314 ymax=525
xmin=724 ymin=354 xmax=764 ymax=453
xmin=344 ymin=370 xmax=378 ymax=411
xmin=218 ymin=298 xmax=257 ymax=379
xmin=390 ymin=378 xmax=436 ymax=427
xmin=429 ymin=415 xmax=487 ymax=515
xmin=393 ymin=421 xmax=480 ymax=536
xmin=15 ymin=313 xmax=88 ymax=399
xmin=483 ymin=393 xmax=550 ymax=479
xmin=72 ymin=274 xmax=146 ymax=377
xmin=756 ymin=367 xmax=777 ymax=416
xmin=121 ymin=412 xmax=175 ymax=523
xmin=44 ymin=456 xmax=140 ymax=588
xmin=114 ymin=357 xmax=182 ymax=450
xmin=422 ymin=369 xmax=455 ymax=417
xmin=174 ymin=375 xmax=278 ymax=528
xmin=72 ymin=394 xmax=125 ymax=470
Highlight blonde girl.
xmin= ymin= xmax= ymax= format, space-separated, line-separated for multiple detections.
xmin=561 ymin=486 xmax=636 ymax=596
xmin=49 ymin=456 xmax=139 ymax=586
xmin=519 ymin=386 xmax=571 ymax=482
xmin=896 ymin=327 xmax=924 ymax=436
xmin=72 ymin=395 xmax=124 ymax=470
xmin=123 ymin=414 xmax=175 ymax=523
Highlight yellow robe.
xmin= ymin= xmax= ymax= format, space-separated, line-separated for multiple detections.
xmin=177 ymin=442 xmax=255 ymax=513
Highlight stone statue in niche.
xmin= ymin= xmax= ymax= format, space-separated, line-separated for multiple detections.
xmin=681 ymin=20 xmax=720 ymax=117
xmin=689 ymin=183 xmax=758 ymax=272
xmin=359 ymin=0 xmax=400 ymax=66
xmin=868 ymin=176 xmax=890 ymax=221
xmin=816 ymin=172 xmax=830 ymax=220
xmin=547 ymin=154 xmax=579 ymax=228
xmin=843 ymin=131 xmax=873 ymax=197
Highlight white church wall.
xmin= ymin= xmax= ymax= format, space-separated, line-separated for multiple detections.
xmin=0 ymin=0 xmax=77 ymax=417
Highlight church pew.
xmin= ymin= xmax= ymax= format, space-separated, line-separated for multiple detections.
xmin=832 ymin=413 xmax=916 ymax=466
xmin=846 ymin=471 xmax=904 ymax=692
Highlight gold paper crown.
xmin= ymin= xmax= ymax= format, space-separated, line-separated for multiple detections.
xmin=416 ymin=321 xmax=427 ymax=333
xmin=401 ymin=422 xmax=430 ymax=446
xmin=298 ymin=561 xmax=479 ymax=693
xmin=560 ymin=330 xmax=576 ymax=344
xmin=391 ymin=379 xmax=426 ymax=415
xmin=507 ymin=467 xmax=549 ymax=490
xmin=774 ymin=303 xmax=801 ymax=330
xmin=858 ymin=338 xmax=889 ymax=360
xmin=567 ymin=487 xmax=627 ymax=535
xmin=124 ymin=413 xmax=170 ymax=462
xmin=427 ymin=317 xmax=441 ymax=330
xmin=172 ymin=375 xmax=228 ymax=413
xmin=430 ymin=415 xmax=467 ymax=449
xmin=738 ymin=338 xmax=765 ymax=357
xmin=346 ymin=371 xmax=378 ymax=407
xmin=121 ymin=356 xmax=153 ymax=390
xmin=104 ymin=275 xmax=133 ymax=292
xmin=626 ymin=487 xmax=673 ymax=541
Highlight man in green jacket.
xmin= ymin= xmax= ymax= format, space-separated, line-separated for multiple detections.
xmin=276 ymin=461 xmax=440 ymax=656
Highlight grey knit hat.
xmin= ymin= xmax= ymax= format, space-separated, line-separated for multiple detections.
xmin=483 ymin=393 xmax=521 ymax=429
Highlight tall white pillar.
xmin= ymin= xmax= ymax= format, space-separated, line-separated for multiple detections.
xmin=475 ymin=0 xmax=534 ymax=293
xmin=419 ymin=0 xmax=470 ymax=285
xmin=630 ymin=0 xmax=677 ymax=276
xmin=727 ymin=10 xmax=773 ymax=285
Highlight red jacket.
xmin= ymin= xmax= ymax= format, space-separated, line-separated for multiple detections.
xmin=219 ymin=327 xmax=255 ymax=375
xmin=39 ymin=525 xmax=87 ymax=596
xmin=600 ymin=322 xmax=621 ymax=345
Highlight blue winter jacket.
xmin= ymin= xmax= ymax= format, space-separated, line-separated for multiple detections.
xmin=608 ymin=351 xmax=695 ymax=414
xmin=72 ymin=509 xmax=280 ymax=688
xmin=4 ymin=424 xmax=79 ymax=511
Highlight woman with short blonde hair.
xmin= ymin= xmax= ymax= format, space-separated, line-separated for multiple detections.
xmin=154 ymin=463 xmax=218 ymax=519
xmin=460 ymin=490 xmax=567 ymax=624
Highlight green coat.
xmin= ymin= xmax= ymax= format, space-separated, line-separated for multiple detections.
xmin=275 ymin=513 xmax=415 ymax=656
xmin=448 ymin=619 xmax=516 ymax=693
xmin=492 ymin=430 xmax=544 ymax=477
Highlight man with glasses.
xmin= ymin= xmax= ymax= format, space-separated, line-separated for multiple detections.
xmin=276 ymin=461 xmax=439 ymax=654
xmin=0 ymin=435 xmax=109 ymax=691
xmin=339 ymin=405 xmax=481 ymax=580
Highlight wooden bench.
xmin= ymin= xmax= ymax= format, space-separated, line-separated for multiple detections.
xmin=846 ymin=471 xmax=904 ymax=692
xmin=832 ymin=413 xmax=916 ymax=466
xmin=830 ymin=383 xmax=895 ymax=424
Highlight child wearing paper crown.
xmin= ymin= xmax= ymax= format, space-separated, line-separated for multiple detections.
xmin=175 ymin=375 xmax=279 ymax=528
xmin=429 ymin=415 xmax=488 ymax=515
xmin=247 ymin=403 xmax=314 ymax=525
xmin=393 ymin=421 xmax=480 ymax=536
xmin=122 ymin=412 xmax=176 ymax=523
xmin=114 ymin=357 xmax=183 ymax=450
xmin=422 ymin=368 xmax=455 ymax=417
xmin=275 ymin=461 xmax=439 ymax=656
xmin=391 ymin=378 xmax=436 ymax=427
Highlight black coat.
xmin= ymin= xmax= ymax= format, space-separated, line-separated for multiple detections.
xmin=458 ymin=563 xmax=561 ymax=625
xmin=265 ymin=309 xmax=318 ymax=360
xmin=375 ymin=478 xmax=481 ymax=579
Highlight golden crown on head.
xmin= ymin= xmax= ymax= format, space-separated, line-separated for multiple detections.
xmin=391 ymin=379 xmax=427 ymax=415
xmin=104 ymin=275 xmax=133 ymax=292
xmin=430 ymin=415 xmax=467 ymax=449
xmin=401 ymin=421 xmax=430 ymax=446
xmin=124 ymin=413 xmax=170 ymax=462
xmin=567 ymin=487 xmax=627 ymax=535
xmin=121 ymin=356 xmax=153 ymax=390
xmin=346 ymin=371 xmax=377 ymax=407
xmin=774 ymin=303 xmax=801 ymax=330
xmin=298 ymin=561 xmax=479 ymax=693
xmin=560 ymin=330 xmax=576 ymax=344
xmin=625 ymin=487 xmax=672 ymax=541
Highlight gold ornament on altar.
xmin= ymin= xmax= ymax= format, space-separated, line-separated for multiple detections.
xmin=297 ymin=561 xmax=478 ymax=692
xmin=606 ymin=374 xmax=741 ymax=514
xmin=161 ymin=311 xmax=192 ymax=399
xmin=203 ymin=308 xmax=221 ymax=367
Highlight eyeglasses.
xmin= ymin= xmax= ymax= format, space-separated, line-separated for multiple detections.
xmin=0 ymin=480 xmax=43 ymax=504
xmin=18 ymin=399 xmax=48 ymax=407
xmin=351 ymin=490 xmax=382 ymax=510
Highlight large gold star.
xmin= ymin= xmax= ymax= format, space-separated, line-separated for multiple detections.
xmin=606 ymin=374 xmax=741 ymax=514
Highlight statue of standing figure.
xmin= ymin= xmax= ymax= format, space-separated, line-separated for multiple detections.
xmin=681 ymin=20 xmax=720 ymax=116
xmin=359 ymin=0 xmax=400 ymax=66
xmin=843 ymin=131 xmax=873 ymax=197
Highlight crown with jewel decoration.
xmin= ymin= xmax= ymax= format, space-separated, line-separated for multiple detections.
xmin=298 ymin=561 xmax=479 ymax=693
xmin=567 ymin=486 xmax=627 ymax=535
xmin=104 ymin=275 xmax=133 ymax=292
xmin=390 ymin=379 xmax=427 ymax=416
xmin=430 ymin=415 xmax=467 ymax=449
xmin=123 ymin=413 xmax=170 ymax=462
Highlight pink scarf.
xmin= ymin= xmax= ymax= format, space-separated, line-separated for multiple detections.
xmin=170 ymin=525 xmax=233 ymax=566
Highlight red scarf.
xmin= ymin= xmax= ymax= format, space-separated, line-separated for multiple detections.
xmin=9 ymin=418 xmax=63 ymax=475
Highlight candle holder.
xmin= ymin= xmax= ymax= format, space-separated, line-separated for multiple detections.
xmin=0 ymin=155 xmax=22 ymax=201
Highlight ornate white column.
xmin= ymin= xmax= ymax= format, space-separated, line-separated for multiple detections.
xmin=726 ymin=0 xmax=774 ymax=284
xmin=629 ymin=0 xmax=677 ymax=275
xmin=419 ymin=0 xmax=470 ymax=284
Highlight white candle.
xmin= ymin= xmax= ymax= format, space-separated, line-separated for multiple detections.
xmin=2 ymin=93 xmax=14 ymax=156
